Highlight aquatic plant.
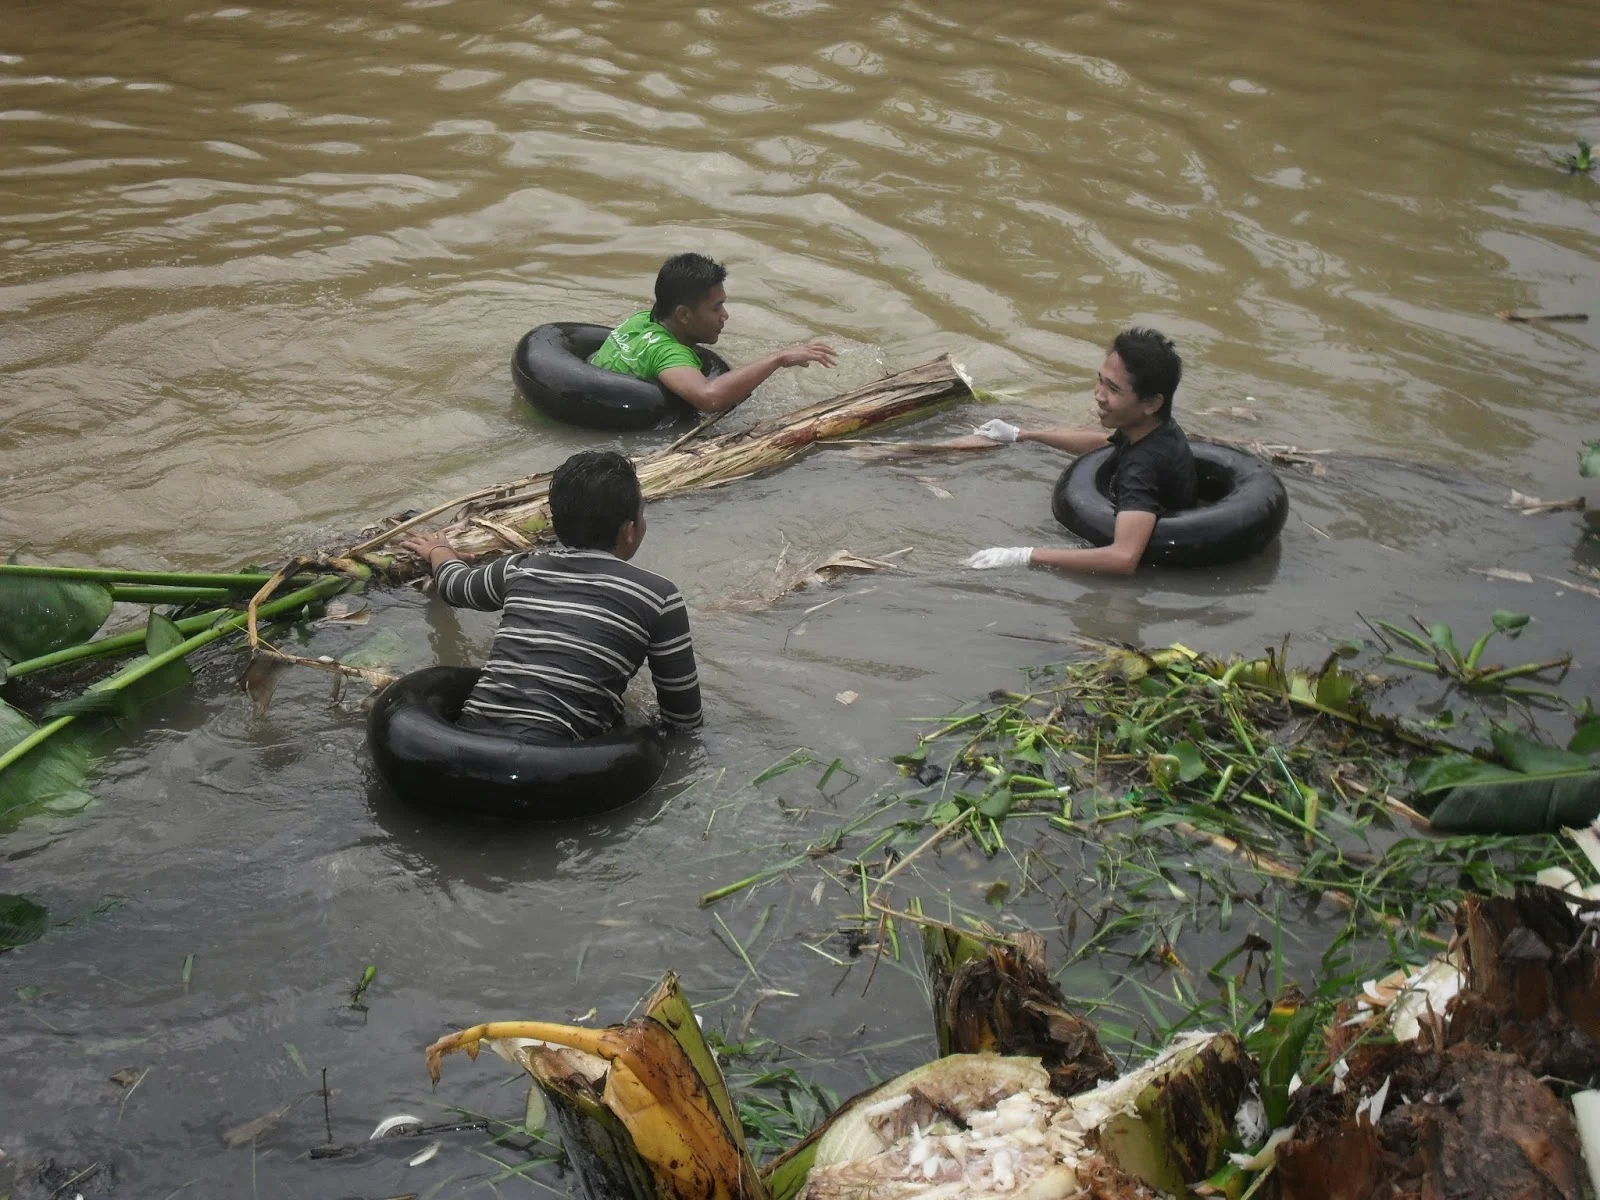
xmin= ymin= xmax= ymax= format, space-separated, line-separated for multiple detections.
xmin=1554 ymin=138 xmax=1596 ymax=174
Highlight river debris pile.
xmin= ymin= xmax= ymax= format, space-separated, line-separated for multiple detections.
xmin=423 ymin=885 xmax=1600 ymax=1200
xmin=703 ymin=632 xmax=1598 ymax=955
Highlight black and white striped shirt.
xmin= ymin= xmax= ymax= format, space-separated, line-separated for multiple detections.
xmin=432 ymin=548 xmax=702 ymax=741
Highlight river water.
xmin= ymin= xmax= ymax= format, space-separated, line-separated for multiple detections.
xmin=3 ymin=1 xmax=1599 ymax=1195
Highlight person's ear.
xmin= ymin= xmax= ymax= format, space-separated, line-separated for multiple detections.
xmin=1141 ymin=393 xmax=1165 ymax=417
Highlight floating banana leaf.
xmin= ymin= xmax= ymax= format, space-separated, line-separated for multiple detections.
xmin=0 ymin=698 xmax=93 ymax=820
xmin=0 ymin=567 xmax=113 ymax=663
xmin=1416 ymin=731 xmax=1600 ymax=833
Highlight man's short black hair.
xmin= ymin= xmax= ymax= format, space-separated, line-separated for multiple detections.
xmin=1112 ymin=327 xmax=1182 ymax=421
xmin=549 ymin=450 xmax=642 ymax=550
xmin=651 ymin=252 xmax=727 ymax=322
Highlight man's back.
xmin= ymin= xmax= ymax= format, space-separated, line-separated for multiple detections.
xmin=434 ymin=548 xmax=701 ymax=741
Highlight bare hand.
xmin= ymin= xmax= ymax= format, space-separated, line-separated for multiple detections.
xmin=398 ymin=532 xmax=454 ymax=563
xmin=778 ymin=342 xmax=838 ymax=369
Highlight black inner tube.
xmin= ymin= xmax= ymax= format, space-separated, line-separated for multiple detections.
xmin=1051 ymin=440 xmax=1289 ymax=567
xmin=511 ymin=322 xmax=730 ymax=432
xmin=366 ymin=666 xmax=667 ymax=820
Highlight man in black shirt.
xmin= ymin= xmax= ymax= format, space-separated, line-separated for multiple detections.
xmin=964 ymin=327 xmax=1197 ymax=576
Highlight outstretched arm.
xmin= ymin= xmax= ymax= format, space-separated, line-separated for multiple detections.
xmin=966 ymin=510 xmax=1157 ymax=578
xmin=658 ymin=342 xmax=837 ymax=415
xmin=398 ymin=533 xmax=511 ymax=610
xmin=1019 ymin=426 xmax=1111 ymax=455
xmin=974 ymin=419 xmax=1109 ymax=455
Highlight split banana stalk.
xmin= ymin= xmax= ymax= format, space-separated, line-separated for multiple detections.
xmin=426 ymin=973 xmax=766 ymax=1200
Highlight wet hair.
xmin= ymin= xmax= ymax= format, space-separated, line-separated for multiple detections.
xmin=1111 ymin=327 xmax=1182 ymax=421
xmin=651 ymin=252 xmax=727 ymax=322
xmin=548 ymin=450 xmax=642 ymax=550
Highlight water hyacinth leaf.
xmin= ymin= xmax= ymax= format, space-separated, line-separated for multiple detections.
xmin=1428 ymin=623 xmax=1462 ymax=664
xmin=977 ymin=784 xmax=1014 ymax=819
xmin=0 ymin=698 xmax=94 ymax=819
xmin=1572 ymin=718 xmax=1600 ymax=756
xmin=0 ymin=570 xmax=113 ymax=662
xmin=1149 ymin=753 xmax=1181 ymax=792
xmin=1492 ymin=609 xmax=1530 ymax=637
xmin=0 ymin=894 xmax=49 ymax=951
xmin=1171 ymin=740 xmax=1208 ymax=783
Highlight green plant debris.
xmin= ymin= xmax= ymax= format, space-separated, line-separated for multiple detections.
xmin=1413 ymin=727 xmax=1600 ymax=833
xmin=350 ymin=964 xmax=378 ymax=1008
xmin=0 ymin=894 xmax=49 ymax=951
xmin=0 ymin=558 xmax=115 ymax=663
xmin=697 ymin=630 xmax=1592 ymax=1064
xmin=1368 ymin=612 xmax=1568 ymax=702
xmin=180 ymin=953 xmax=194 ymax=986
xmin=1583 ymin=438 xmax=1600 ymax=478
xmin=1554 ymin=137 xmax=1595 ymax=174
xmin=0 ymin=698 xmax=94 ymax=821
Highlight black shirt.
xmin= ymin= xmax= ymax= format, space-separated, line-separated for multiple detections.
xmin=1107 ymin=420 xmax=1198 ymax=516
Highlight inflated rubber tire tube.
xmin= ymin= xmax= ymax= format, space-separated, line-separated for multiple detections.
xmin=367 ymin=666 xmax=667 ymax=819
xmin=511 ymin=322 xmax=731 ymax=431
xmin=1051 ymin=440 xmax=1289 ymax=567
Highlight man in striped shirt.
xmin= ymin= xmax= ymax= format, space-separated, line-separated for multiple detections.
xmin=397 ymin=451 xmax=702 ymax=741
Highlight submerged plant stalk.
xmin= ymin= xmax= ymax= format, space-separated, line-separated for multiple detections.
xmin=0 ymin=563 xmax=317 ymax=589
xmin=107 ymin=585 xmax=239 ymax=605
xmin=3 ymin=609 xmax=233 ymax=679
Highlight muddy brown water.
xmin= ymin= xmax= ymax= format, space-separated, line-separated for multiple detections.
xmin=3 ymin=0 xmax=1600 ymax=1194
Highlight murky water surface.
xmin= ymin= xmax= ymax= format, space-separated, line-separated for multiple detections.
xmin=3 ymin=0 xmax=1600 ymax=1193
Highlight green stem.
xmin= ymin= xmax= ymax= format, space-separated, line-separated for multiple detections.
xmin=3 ymin=610 xmax=232 ymax=679
xmin=0 ymin=564 xmax=319 ymax=588
xmin=0 ymin=578 xmax=345 ymax=776
xmin=108 ymin=585 xmax=238 ymax=605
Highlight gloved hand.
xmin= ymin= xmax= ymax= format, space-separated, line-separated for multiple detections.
xmin=964 ymin=547 xmax=1034 ymax=569
xmin=972 ymin=418 xmax=1021 ymax=443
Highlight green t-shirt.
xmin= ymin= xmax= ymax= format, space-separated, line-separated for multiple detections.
xmin=589 ymin=311 xmax=701 ymax=381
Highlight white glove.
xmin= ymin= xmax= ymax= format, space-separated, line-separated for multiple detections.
xmin=972 ymin=418 xmax=1021 ymax=444
xmin=965 ymin=547 xmax=1034 ymax=569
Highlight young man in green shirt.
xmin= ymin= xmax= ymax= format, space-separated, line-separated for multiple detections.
xmin=590 ymin=252 xmax=836 ymax=414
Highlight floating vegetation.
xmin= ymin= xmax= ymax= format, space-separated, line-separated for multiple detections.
xmin=407 ymin=620 xmax=1600 ymax=1198
xmin=1554 ymin=137 xmax=1596 ymax=175
xmin=0 ymin=561 xmax=351 ymax=819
